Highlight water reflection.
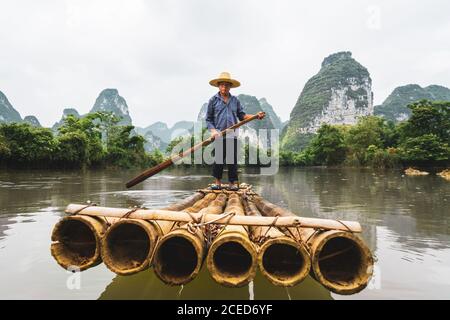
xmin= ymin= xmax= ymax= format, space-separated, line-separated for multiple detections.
xmin=259 ymin=168 xmax=450 ymax=251
xmin=0 ymin=167 xmax=449 ymax=299
xmin=99 ymin=267 xmax=331 ymax=300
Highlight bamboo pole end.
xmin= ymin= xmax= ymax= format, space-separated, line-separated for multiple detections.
xmin=309 ymin=230 xmax=374 ymax=295
xmin=101 ymin=219 xmax=159 ymax=276
xmin=50 ymin=215 xmax=106 ymax=271
xmin=206 ymin=231 xmax=258 ymax=287
xmin=257 ymin=237 xmax=311 ymax=287
xmin=153 ymin=228 xmax=205 ymax=286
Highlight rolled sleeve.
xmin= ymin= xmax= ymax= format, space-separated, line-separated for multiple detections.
xmin=236 ymin=99 xmax=246 ymax=121
xmin=205 ymin=98 xmax=216 ymax=130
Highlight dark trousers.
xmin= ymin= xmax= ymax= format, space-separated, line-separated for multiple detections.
xmin=212 ymin=137 xmax=238 ymax=183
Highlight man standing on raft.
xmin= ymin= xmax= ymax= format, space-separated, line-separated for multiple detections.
xmin=206 ymin=72 xmax=265 ymax=191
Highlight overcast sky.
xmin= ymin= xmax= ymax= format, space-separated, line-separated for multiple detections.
xmin=1 ymin=0 xmax=449 ymax=128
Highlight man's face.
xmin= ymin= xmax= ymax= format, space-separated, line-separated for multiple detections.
xmin=218 ymin=82 xmax=231 ymax=95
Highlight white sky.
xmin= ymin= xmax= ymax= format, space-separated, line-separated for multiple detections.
xmin=1 ymin=0 xmax=449 ymax=128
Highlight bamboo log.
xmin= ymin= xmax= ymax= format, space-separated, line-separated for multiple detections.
xmin=75 ymin=192 xmax=206 ymax=275
xmin=243 ymin=198 xmax=311 ymax=287
xmin=101 ymin=219 xmax=162 ymax=275
xmin=153 ymin=227 xmax=205 ymax=286
xmin=125 ymin=113 xmax=264 ymax=188
xmin=51 ymin=215 xmax=113 ymax=271
xmin=302 ymin=229 xmax=374 ymax=295
xmin=252 ymin=196 xmax=374 ymax=295
xmin=183 ymin=193 xmax=217 ymax=213
xmin=206 ymin=193 xmax=258 ymax=287
xmin=198 ymin=193 xmax=228 ymax=215
xmin=152 ymin=193 xmax=228 ymax=286
xmin=161 ymin=191 xmax=205 ymax=211
xmin=64 ymin=204 xmax=361 ymax=231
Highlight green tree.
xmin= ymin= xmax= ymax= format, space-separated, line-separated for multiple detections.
xmin=0 ymin=131 xmax=11 ymax=160
xmin=399 ymin=134 xmax=449 ymax=162
xmin=345 ymin=116 xmax=387 ymax=164
xmin=106 ymin=125 xmax=148 ymax=168
xmin=279 ymin=151 xmax=296 ymax=166
xmin=55 ymin=131 xmax=89 ymax=166
xmin=57 ymin=113 xmax=105 ymax=165
xmin=307 ymin=124 xmax=347 ymax=165
xmin=399 ymin=100 xmax=450 ymax=141
xmin=148 ymin=149 xmax=165 ymax=166
xmin=397 ymin=100 xmax=450 ymax=164
xmin=94 ymin=111 xmax=121 ymax=150
xmin=0 ymin=123 xmax=57 ymax=164
xmin=381 ymin=120 xmax=400 ymax=148
xmin=0 ymin=112 xmax=164 ymax=169
xmin=365 ymin=145 xmax=400 ymax=168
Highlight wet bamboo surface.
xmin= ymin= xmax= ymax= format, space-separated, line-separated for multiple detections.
xmin=52 ymin=192 xmax=207 ymax=275
xmin=251 ymin=195 xmax=374 ymax=295
xmin=205 ymin=193 xmax=258 ymax=287
xmin=243 ymin=198 xmax=311 ymax=287
xmin=51 ymin=185 xmax=373 ymax=293
xmin=152 ymin=193 xmax=218 ymax=285
xmin=64 ymin=204 xmax=362 ymax=231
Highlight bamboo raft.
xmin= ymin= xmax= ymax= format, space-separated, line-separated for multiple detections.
xmin=51 ymin=183 xmax=374 ymax=295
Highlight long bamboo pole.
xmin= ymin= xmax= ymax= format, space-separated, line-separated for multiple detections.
xmin=183 ymin=193 xmax=217 ymax=213
xmin=65 ymin=204 xmax=362 ymax=231
xmin=125 ymin=113 xmax=264 ymax=188
xmin=160 ymin=191 xmax=205 ymax=211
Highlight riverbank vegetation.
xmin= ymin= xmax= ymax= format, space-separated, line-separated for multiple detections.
xmin=1 ymin=100 xmax=448 ymax=170
xmin=0 ymin=112 xmax=163 ymax=169
xmin=280 ymin=100 xmax=450 ymax=168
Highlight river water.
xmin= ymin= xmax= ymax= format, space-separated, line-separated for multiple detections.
xmin=0 ymin=167 xmax=449 ymax=299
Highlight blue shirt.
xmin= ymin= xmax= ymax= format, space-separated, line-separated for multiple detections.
xmin=205 ymin=92 xmax=246 ymax=136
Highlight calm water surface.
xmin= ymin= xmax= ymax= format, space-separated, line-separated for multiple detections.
xmin=0 ymin=167 xmax=449 ymax=299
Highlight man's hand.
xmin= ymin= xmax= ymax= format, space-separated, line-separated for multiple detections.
xmin=210 ymin=129 xmax=221 ymax=139
xmin=244 ymin=112 xmax=266 ymax=121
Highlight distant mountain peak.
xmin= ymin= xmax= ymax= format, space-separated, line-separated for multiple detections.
xmin=0 ymin=91 xmax=13 ymax=111
xmin=374 ymin=84 xmax=450 ymax=122
xmin=90 ymin=88 xmax=132 ymax=125
xmin=151 ymin=121 xmax=169 ymax=128
xmin=141 ymin=120 xmax=194 ymax=144
xmin=143 ymin=130 xmax=168 ymax=153
xmin=62 ymin=108 xmax=80 ymax=117
xmin=321 ymin=51 xmax=353 ymax=68
xmin=52 ymin=107 xmax=81 ymax=131
xmin=23 ymin=115 xmax=41 ymax=127
xmin=258 ymin=97 xmax=283 ymax=130
xmin=281 ymin=51 xmax=373 ymax=151
xmin=0 ymin=90 xmax=22 ymax=123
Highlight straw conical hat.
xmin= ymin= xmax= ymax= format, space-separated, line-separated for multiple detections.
xmin=209 ymin=72 xmax=241 ymax=88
